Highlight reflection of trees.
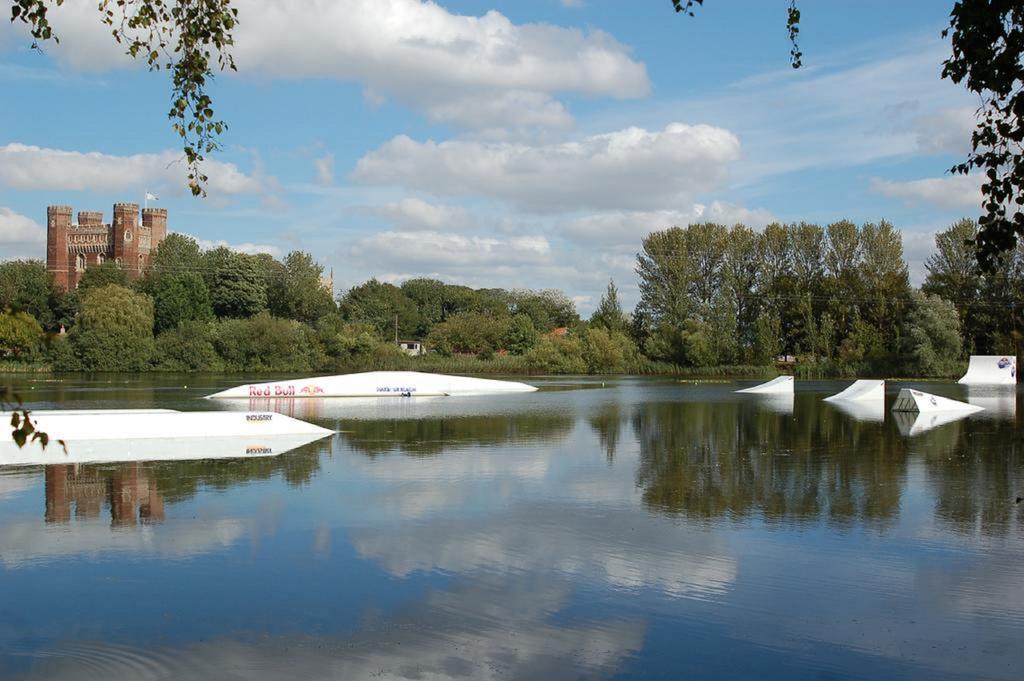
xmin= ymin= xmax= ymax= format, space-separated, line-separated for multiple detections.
xmin=588 ymin=402 xmax=628 ymax=462
xmin=341 ymin=412 xmax=574 ymax=457
xmin=633 ymin=396 xmax=910 ymax=526
xmin=919 ymin=422 xmax=1024 ymax=536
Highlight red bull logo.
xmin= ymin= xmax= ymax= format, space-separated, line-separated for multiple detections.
xmin=299 ymin=385 xmax=324 ymax=395
xmin=998 ymin=357 xmax=1011 ymax=369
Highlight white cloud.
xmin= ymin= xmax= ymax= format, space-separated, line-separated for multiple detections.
xmin=192 ymin=236 xmax=282 ymax=257
xmin=914 ymin=106 xmax=976 ymax=155
xmin=0 ymin=207 xmax=47 ymax=261
xmin=313 ymin=153 xmax=334 ymax=186
xmin=352 ymin=123 xmax=741 ymax=212
xmin=372 ymin=198 xmax=476 ymax=231
xmin=0 ymin=143 xmax=263 ymax=196
xmin=350 ymin=230 xmax=550 ymax=269
xmin=870 ymin=173 xmax=982 ymax=210
xmin=562 ymin=202 xmax=775 ymax=246
xmin=5 ymin=0 xmax=650 ymax=133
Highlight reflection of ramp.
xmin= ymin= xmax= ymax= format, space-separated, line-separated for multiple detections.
xmin=828 ymin=399 xmax=885 ymax=423
xmin=824 ymin=379 xmax=884 ymax=403
xmin=892 ymin=409 xmax=972 ymax=436
xmin=21 ymin=409 xmax=334 ymax=439
xmin=966 ymin=385 xmax=1017 ymax=419
xmin=736 ymin=376 xmax=793 ymax=394
xmin=891 ymin=389 xmax=984 ymax=414
xmin=751 ymin=393 xmax=794 ymax=415
xmin=958 ymin=355 xmax=1017 ymax=385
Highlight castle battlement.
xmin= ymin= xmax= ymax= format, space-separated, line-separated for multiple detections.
xmin=46 ymin=202 xmax=169 ymax=291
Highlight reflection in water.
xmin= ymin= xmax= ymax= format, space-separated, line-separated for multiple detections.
xmin=2 ymin=377 xmax=1023 ymax=680
xmin=21 ymin=576 xmax=645 ymax=681
xmin=45 ymin=463 xmax=164 ymax=526
xmin=827 ymin=398 xmax=885 ymax=423
xmin=633 ymin=396 xmax=906 ymax=525
xmin=966 ymin=385 xmax=1018 ymax=419
xmin=893 ymin=408 xmax=973 ymax=436
xmin=338 ymin=411 xmax=574 ymax=457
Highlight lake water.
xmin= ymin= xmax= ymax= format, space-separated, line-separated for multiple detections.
xmin=1 ymin=375 xmax=1022 ymax=679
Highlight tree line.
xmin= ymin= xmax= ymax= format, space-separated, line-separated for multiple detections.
xmin=634 ymin=218 xmax=1022 ymax=377
xmin=1 ymin=218 xmax=1020 ymax=376
xmin=0 ymin=233 xmax=647 ymax=374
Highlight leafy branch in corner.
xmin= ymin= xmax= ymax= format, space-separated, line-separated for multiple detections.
xmin=1 ymin=385 xmax=64 ymax=452
xmin=942 ymin=0 xmax=1024 ymax=271
xmin=9 ymin=0 xmax=238 ymax=197
xmin=672 ymin=0 xmax=802 ymax=68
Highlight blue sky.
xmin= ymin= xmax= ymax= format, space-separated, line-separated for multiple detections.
xmin=0 ymin=1 xmax=976 ymax=312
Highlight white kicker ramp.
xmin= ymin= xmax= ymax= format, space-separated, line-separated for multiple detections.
xmin=824 ymin=379 xmax=885 ymax=403
xmin=735 ymin=376 xmax=793 ymax=395
xmin=958 ymin=355 xmax=1017 ymax=385
xmin=0 ymin=409 xmax=333 ymax=466
xmin=207 ymin=371 xmax=538 ymax=399
xmin=891 ymin=389 xmax=984 ymax=415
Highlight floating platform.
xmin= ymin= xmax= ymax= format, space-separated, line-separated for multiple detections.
xmin=824 ymin=379 xmax=884 ymax=403
xmin=735 ymin=376 xmax=793 ymax=395
xmin=891 ymin=389 xmax=984 ymax=415
xmin=958 ymin=355 xmax=1017 ymax=385
xmin=0 ymin=409 xmax=333 ymax=465
xmin=205 ymin=371 xmax=538 ymax=399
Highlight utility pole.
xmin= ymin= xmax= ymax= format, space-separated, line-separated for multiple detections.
xmin=394 ymin=314 xmax=399 ymax=343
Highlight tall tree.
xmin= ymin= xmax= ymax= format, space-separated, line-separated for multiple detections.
xmin=0 ymin=259 xmax=59 ymax=329
xmin=590 ymin=279 xmax=628 ymax=333
xmin=66 ymin=284 xmax=155 ymax=371
xmin=202 ymin=247 xmax=267 ymax=318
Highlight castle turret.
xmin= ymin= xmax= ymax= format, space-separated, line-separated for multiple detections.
xmin=77 ymin=211 xmax=104 ymax=226
xmin=46 ymin=205 xmax=72 ymax=290
xmin=112 ymin=202 xmax=140 ymax=274
xmin=142 ymin=207 xmax=168 ymax=246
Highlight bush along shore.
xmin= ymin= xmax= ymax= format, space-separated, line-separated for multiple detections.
xmin=0 ymin=217 xmax=1017 ymax=378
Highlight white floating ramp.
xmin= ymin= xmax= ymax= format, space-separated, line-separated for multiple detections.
xmin=206 ymin=371 xmax=538 ymax=399
xmin=958 ymin=355 xmax=1017 ymax=385
xmin=0 ymin=409 xmax=333 ymax=466
xmin=891 ymin=389 xmax=984 ymax=414
xmin=824 ymin=379 xmax=884 ymax=403
xmin=735 ymin=376 xmax=793 ymax=395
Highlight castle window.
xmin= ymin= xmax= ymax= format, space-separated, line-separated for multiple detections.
xmin=124 ymin=229 xmax=133 ymax=242
xmin=97 ymin=253 xmax=105 ymax=265
xmin=76 ymin=253 xmax=85 ymax=272
xmin=138 ymin=254 xmax=144 ymax=268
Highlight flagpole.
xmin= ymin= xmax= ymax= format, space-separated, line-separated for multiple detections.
xmin=144 ymin=190 xmax=148 ymax=209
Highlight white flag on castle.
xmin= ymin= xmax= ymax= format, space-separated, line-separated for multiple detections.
xmin=145 ymin=192 xmax=159 ymax=201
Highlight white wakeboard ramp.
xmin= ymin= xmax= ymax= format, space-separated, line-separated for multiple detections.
xmin=958 ymin=355 xmax=1017 ymax=385
xmin=824 ymin=379 xmax=885 ymax=403
xmin=206 ymin=371 xmax=538 ymax=399
xmin=0 ymin=409 xmax=332 ymax=465
xmin=891 ymin=389 xmax=984 ymax=415
xmin=735 ymin=376 xmax=793 ymax=395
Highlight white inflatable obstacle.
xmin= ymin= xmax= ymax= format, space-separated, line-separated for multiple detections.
xmin=958 ymin=355 xmax=1017 ymax=385
xmin=891 ymin=389 xmax=984 ymax=415
xmin=206 ymin=371 xmax=538 ymax=399
xmin=824 ymin=379 xmax=885 ymax=403
xmin=735 ymin=375 xmax=793 ymax=395
xmin=0 ymin=408 xmax=333 ymax=465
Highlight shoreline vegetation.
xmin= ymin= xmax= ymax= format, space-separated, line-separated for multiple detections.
xmin=0 ymin=218 xmax=1017 ymax=380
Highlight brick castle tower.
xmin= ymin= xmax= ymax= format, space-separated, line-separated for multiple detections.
xmin=46 ymin=203 xmax=168 ymax=290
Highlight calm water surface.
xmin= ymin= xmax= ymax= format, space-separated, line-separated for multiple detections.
xmin=1 ymin=375 xmax=1022 ymax=679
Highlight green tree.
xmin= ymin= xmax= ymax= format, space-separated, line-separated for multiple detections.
xmin=66 ymin=285 xmax=155 ymax=371
xmin=427 ymin=312 xmax=511 ymax=355
xmin=153 ymin=272 xmax=213 ymax=332
xmin=270 ymin=251 xmax=336 ymax=323
xmin=202 ymin=247 xmax=267 ymax=318
xmin=0 ymin=309 xmax=43 ymax=359
xmin=504 ymin=313 xmax=538 ymax=355
xmin=509 ymin=289 xmax=578 ymax=331
xmin=153 ymin=320 xmax=222 ymax=371
xmin=340 ymin=279 xmax=421 ymax=339
xmin=590 ymin=279 xmax=628 ymax=332
xmin=923 ymin=219 xmax=982 ymax=353
xmin=213 ymin=313 xmax=324 ymax=372
xmin=76 ymin=261 xmax=129 ymax=292
xmin=0 ymin=259 xmax=59 ymax=329
xmin=901 ymin=291 xmax=963 ymax=377
xmin=138 ymin=232 xmax=204 ymax=295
